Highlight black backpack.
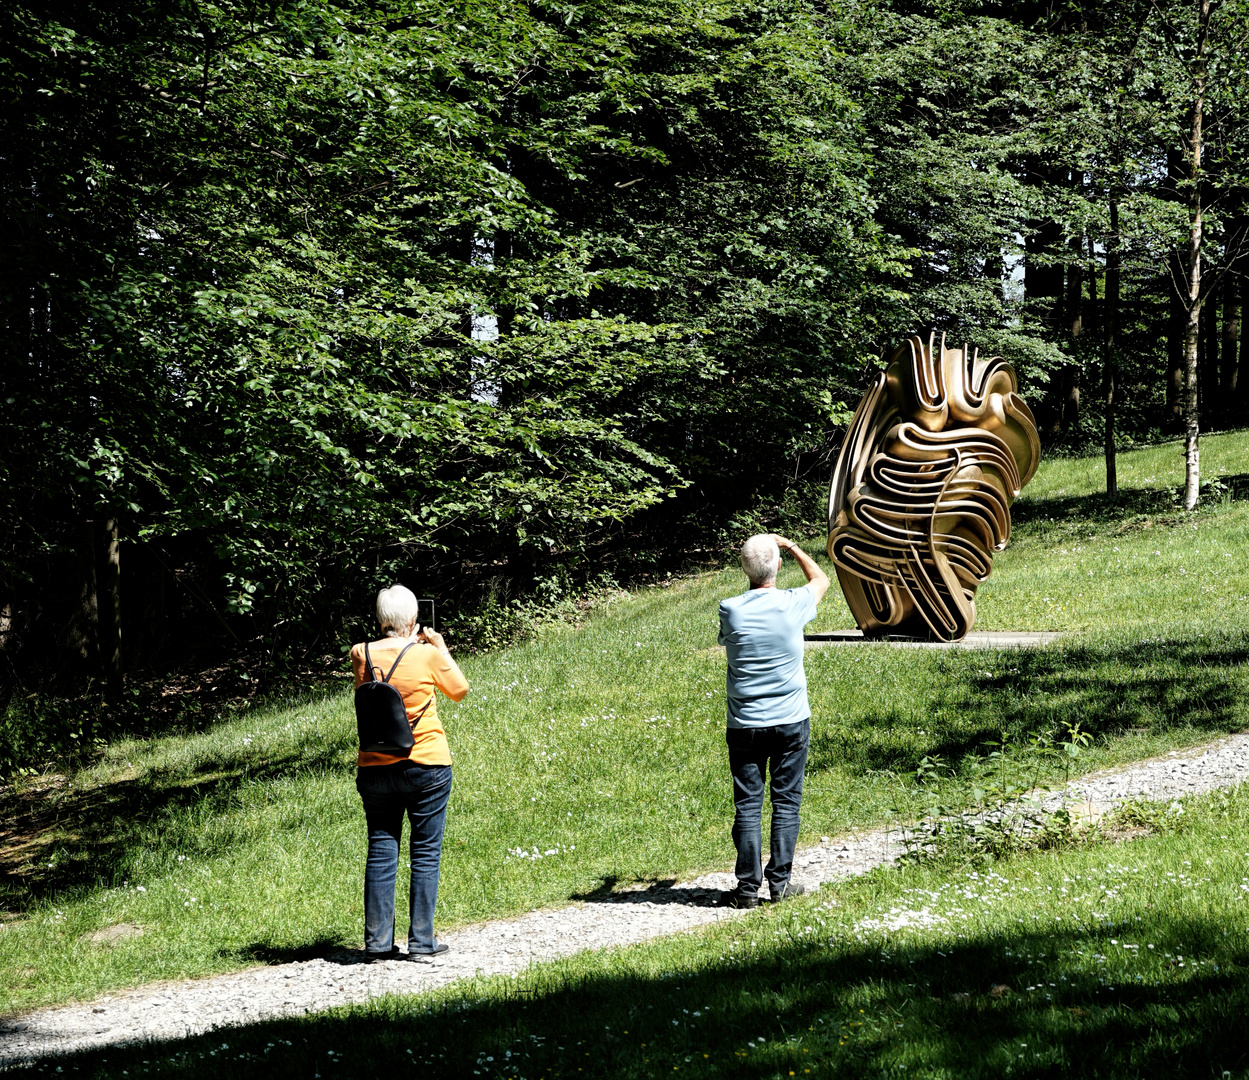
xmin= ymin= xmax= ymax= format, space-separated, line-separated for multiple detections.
xmin=355 ymin=642 xmax=431 ymax=753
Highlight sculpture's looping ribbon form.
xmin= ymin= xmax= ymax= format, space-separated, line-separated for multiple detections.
xmin=828 ymin=332 xmax=1040 ymax=641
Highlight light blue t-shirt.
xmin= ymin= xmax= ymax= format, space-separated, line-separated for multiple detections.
xmin=718 ymin=585 xmax=819 ymax=729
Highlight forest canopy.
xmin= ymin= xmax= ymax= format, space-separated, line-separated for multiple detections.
xmin=1 ymin=0 xmax=1246 ymax=701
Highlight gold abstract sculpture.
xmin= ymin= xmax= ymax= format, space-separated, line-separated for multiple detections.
xmin=827 ymin=332 xmax=1040 ymax=641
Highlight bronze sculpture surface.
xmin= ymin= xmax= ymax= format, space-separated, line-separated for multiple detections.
xmin=827 ymin=332 xmax=1040 ymax=641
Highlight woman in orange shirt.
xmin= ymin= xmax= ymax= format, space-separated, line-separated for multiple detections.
xmin=351 ymin=584 xmax=469 ymax=961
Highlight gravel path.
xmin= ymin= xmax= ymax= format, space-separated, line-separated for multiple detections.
xmin=3 ymin=731 xmax=1248 ymax=1066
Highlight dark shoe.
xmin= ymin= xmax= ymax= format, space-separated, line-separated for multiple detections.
xmin=720 ymin=890 xmax=761 ymax=910
xmin=403 ymin=942 xmax=450 ymax=961
xmin=769 ymin=882 xmax=806 ymax=903
xmin=365 ymin=946 xmax=403 ymax=963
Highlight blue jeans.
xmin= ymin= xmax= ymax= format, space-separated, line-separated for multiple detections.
xmin=726 ymin=718 xmax=809 ymax=897
xmin=356 ymin=762 xmax=452 ymax=954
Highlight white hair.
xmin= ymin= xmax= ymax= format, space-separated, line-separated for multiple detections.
xmin=741 ymin=534 xmax=780 ymax=585
xmin=375 ymin=584 xmax=418 ymax=637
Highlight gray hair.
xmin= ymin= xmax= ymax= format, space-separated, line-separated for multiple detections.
xmin=741 ymin=534 xmax=780 ymax=585
xmin=375 ymin=584 xmax=419 ymax=637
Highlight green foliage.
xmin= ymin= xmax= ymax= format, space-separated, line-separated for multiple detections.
xmin=1103 ymin=797 xmax=1193 ymax=838
xmin=892 ymin=719 xmax=1095 ymax=867
xmin=4 ymin=0 xmax=677 ymax=575
xmin=0 ymin=0 xmax=894 ymax=665
xmin=3 ymin=0 xmax=1248 ymax=727
xmin=0 ymin=693 xmax=110 ymax=777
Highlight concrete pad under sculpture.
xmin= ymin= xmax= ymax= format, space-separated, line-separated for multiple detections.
xmin=802 ymin=629 xmax=1062 ymax=650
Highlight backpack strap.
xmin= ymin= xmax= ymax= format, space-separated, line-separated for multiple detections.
xmin=382 ymin=641 xmax=418 ymax=684
xmin=410 ymin=694 xmax=434 ymax=727
xmin=362 ymin=640 xmax=417 ymax=683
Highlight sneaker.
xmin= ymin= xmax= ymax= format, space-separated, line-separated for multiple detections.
xmin=364 ymin=946 xmax=403 ymax=963
xmin=769 ymin=882 xmax=806 ymax=903
xmin=403 ymin=942 xmax=450 ymax=961
xmin=720 ymin=890 xmax=761 ymax=910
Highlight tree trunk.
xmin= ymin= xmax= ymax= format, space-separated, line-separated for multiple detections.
xmin=96 ymin=517 xmax=123 ymax=699
xmin=1060 ymin=367 xmax=1081 ymax=433
xmin=984 ymin=251 xmax=1006 ymax=308
xmin=1104 ymin=201 xmax=1120 ymax=497
xmin=1067 ymin=234 xmax=1085 ymax=342
xmin=1059 ymin=231 xmax=1085 ymax=437
xmin=1022 ymin=164 xmax=1065 ymax=433
xmin=1182 ymin=1 xmax=1210 ymax=512
xmin=1239 ymin=269 xmax=1248 ymax=407
xmin=1024 ymin=163 xmax=1066 ymax=330
xmin=0 ymin=601 xmax=12 ymax=656
xmin=1202 ymin=279 xmax=1219 ymax=420
xmin=68 ymin=521 xmax=100 ymax=673
xmin=1222 ymin=264 xmax=1242 ymax=403
xmin=1166 ymin=252 xmax=1186 ymax=429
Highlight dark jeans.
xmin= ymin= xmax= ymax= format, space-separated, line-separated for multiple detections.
xmin=726 ymin=718 xmax=810 ymax=897
xmin=356 ymin=761 xmax=452 ymax=954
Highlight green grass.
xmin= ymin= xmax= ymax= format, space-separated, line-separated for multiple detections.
xmin=2 ymin=432 xmax=1248 ymax=1014
xmin=29 ymin=785 xmax=1249 ymax=1078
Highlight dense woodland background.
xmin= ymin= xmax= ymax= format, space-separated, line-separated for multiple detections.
xmin=2 ymin=0 xmax=1247 ymax=764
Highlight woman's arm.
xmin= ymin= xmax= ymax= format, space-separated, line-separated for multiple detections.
xmin=419 ymin=629 xmax=469 ymax=701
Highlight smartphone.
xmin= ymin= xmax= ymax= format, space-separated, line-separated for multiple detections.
xmin=417 ymin=598 xmax=436 ymax=633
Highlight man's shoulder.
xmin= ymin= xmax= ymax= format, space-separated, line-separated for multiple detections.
xmin=769 ymin=586 xmax=816 ymax=610
xmin=719 ymin=590 xmax=771 ymax=619
xmin=721 ymin=587 xmax=810 ymax=606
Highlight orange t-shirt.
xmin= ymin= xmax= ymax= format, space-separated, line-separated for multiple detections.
xmin=351 ymin=638 xmax=469 ymax=767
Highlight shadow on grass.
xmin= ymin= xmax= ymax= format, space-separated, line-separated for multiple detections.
xmin=809 ymin=633 xmax=1249 ymax=779
xmin=1011 ymin=473 xmax=1248 ymax=542
xmin=0 ymin=737 xmax=354 ymax=912
xmin=1012 ymin=484 xmax=1182 ymax=529
xmin=17 ymin=912 xmax=1249 ymax=1078
xmin=229 ymin=938 xmax=358 ymax=966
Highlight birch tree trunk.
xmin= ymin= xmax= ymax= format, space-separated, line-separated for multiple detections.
xmin=1181 ymin=0 xmax=1210 ymax=511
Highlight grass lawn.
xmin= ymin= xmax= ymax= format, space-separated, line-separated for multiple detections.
xmin=2 ymin=432 xmax=1248 ymax=1014
xmin=27 ymin=785 xmax=1249 ymax=1078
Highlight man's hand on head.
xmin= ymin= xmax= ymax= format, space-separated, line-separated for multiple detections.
xmin=768 ymin=534 xmax=831 ymax=602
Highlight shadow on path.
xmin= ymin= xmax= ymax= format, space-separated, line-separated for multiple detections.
xmin=572 ymin=878 xmax=726 ymax=908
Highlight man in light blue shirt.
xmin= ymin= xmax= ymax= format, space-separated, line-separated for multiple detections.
xmin=718 ymin=533 xmax=829 ymax=907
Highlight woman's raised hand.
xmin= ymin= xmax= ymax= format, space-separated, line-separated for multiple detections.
xmin=419 ymin=628 xmax=449 ymax=653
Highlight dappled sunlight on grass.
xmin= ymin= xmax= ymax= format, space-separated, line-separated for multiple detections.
xmin=33 ymin=786 xmax=1249 ymax=1078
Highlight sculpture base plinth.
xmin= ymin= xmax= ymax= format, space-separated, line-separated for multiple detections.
xmin=803 ymin=630 xmax=1062 ymax=650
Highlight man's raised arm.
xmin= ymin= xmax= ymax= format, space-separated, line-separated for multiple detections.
xmin=770 ymin=534 xmax=831 ymax=602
